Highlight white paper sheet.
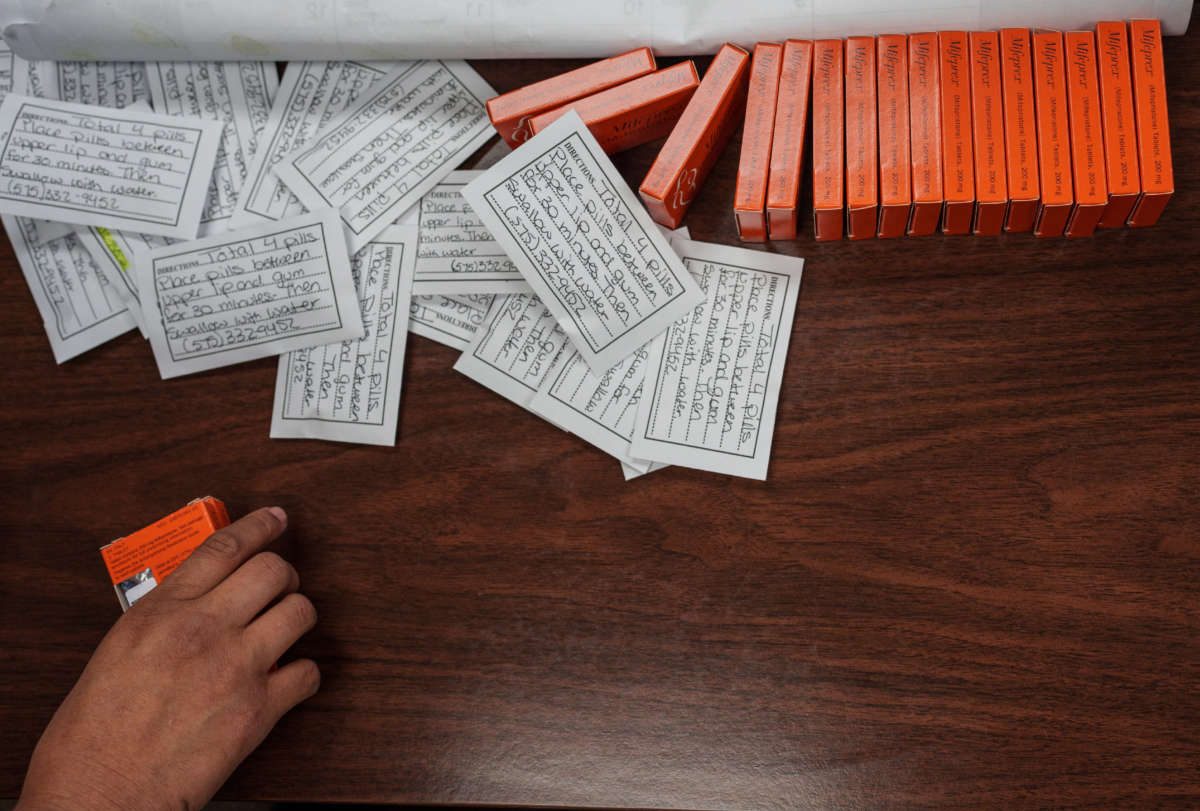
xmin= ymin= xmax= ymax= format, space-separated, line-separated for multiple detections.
xmin=229 ymin=60 xmax=391 ymax=229
xmin=12 ymin=56 xmax=148 ymax=106
xmin=528 ymin=345 xmax=655 ymax=472
xmin=74 ymin=225 xmax=172 ymax=336
xmin=274 ymin=60 xmax=495 ymax=252
xmin=452 ymin=292 xmax=571 ymax=410
xmin=146 ymin=61 xmax=279 ymax=235
xmin=463 ymin=111 xmax=703 ymax=374
xmin=3 ymin=1 xmax=1190 ymax=61
xmin=0 ymin=94 xmax=223 ymax=238
xmin=622 ymin=460 xmax=668 ymax=480
xmin=0 ymin=42 xmax=14 ymax=105
xmin=409 ymin=170 xmax=531 ymax=295
xmin=407 ymin=292 xmax=493 ymax=351
xmin=3 ymin=213 xmax=136 ymax=361
xmin=271 ymin=225 xmax=415 ymax=445
xmin=630 ymin=238 xmax=804 ymax=480
xmin=137 ymin=208 xmax=364 ymax=378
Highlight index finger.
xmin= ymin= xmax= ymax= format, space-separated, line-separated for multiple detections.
xmin=163 ymin=507 xmax=288 ymax=598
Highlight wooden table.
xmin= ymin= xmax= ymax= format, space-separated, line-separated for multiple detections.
xmin=2 ymin=28 xmax=1199 ymax=809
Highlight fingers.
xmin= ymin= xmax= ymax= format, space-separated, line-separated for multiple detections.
xmin=166 ymin=507 xmax=288 ymax=598
xmin=266 ymin=658 xmax=321 ymax=721
xmin=244 ymin=592 xmax=317 ymax=671
xmin=206 ymin=551 xmax=300 ymax=627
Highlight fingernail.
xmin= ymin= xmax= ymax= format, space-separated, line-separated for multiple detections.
xmin=267 ymin=506 xmax=288 ymax=527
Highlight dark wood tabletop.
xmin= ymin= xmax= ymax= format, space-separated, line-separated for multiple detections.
xmin=2 ymin=25 xmax=1199 ymax=810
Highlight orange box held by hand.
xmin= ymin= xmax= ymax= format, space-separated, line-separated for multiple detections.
xmin=735 ymin=43 xmax=784 ymax=242
xmin=970 ymin=31 xmax=1008 ymax=235
xmin=907 ymin=32 xmax=943 ymax=236
xmin=529 ymin=61 xmax=700 ymax=155
xmin=100 ymin=497 xmax=230 ymax=611
xmin=486 ymin=47 xmax=657 ymax=147
xmin=1032 ymin=30 xmax=1074 ymax=237
xmin=640 ymin=44 xmax=750 ymax=230
xmin=1095 ymin=21 xmax=1141 ymax=227
xmin=811 ymin=39 xmax=845 ymax=241
xmin=1127 ymin=19 xmax=1174 ymax=226
xmin=844 ymin=36 xmax=878 ymax=240
xmin=876 ymin=34 xmax=910 ymax=238
xmin=938 ymin=30 xmax=974 ymax=234
xmin=999 ymin=28 xmax=1040 ymax=232
xmin=765 ymin=40 xmax=813 ymax=240
xmin=1064 ymin=30 xmax=1108 ymax=237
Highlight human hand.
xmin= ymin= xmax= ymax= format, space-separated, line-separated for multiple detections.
xmin=17 ymin=507 xmax=319 ymax=811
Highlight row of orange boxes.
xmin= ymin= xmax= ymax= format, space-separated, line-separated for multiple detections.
xmin=736 ymin=20 xmax=1173 ymax=241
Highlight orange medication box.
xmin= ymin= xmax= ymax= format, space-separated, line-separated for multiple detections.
xmin=735 ymin=43 xmax=784 ymax=242
xmin=100 ymin=497 xmax=230 ymax=611
xmin=907 ymin=32 xmax=943 ymax=236
xmin=765 ymin=40 xmax=813 ymax=240
xmin=970 ymin=31 xmax=1008 ymax=235
xmin=1095 ymin=21 xmax=1141 ymax=227
xmin=1000 ymin=28 xmax=1040 ymax=232
xmin=1032 ymin=31 xmax=1074 ymax=237
xmin=812 ymin=39 xmax=845 ymax=241
xmin=938 ymin=31 xmax=974 ymax=234
xmin=876 ymin=34 xmax=910 ymax=238
xmin=529 ymin=61 xmax=700 ymax=154
xmin=486 ymin=47 xmax=656 ymax=147
xmin=1128 ymin=19 xmax=1174 ymax=226
xmin=640 ymin=44 xmax=750 ymax=230
xmin=1064 ymin=30 xmax=1108 ymax=237
xmin=844 ymin=36 xmax=878 ymax=240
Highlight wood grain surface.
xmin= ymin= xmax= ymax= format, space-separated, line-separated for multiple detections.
xmin=1 ymin=28 xmax=1198 ymax=810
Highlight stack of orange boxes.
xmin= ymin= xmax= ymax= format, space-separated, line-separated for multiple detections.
xmin=485 ymin=25 xmax=1172 ymax=241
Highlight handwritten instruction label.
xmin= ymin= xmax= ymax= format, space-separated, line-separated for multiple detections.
xmin=276 ymin=60 xmax=495 ymax=251
xmin=231 ymin=60 xmax=389 ymax=228
xmin=137 ymin=208 xmax=363 ymax=378
xmin=408 ymin=292 xmax=493 ymax=351
xmin=410 ymin=170 xmax=529 ymax=294
xmin=272 ymin=226 xmax=415 ymax=445
xmin=3 ymin=214 xmax=136 ymax=362
xmin=530 ymin=346 xmax=654 ymax=472
xmin=453 ymin=292 xmax=571 ymax=410
xmin=631 ymin=239 xmax=803 ymax=480
xmin=0 ymin=44 xmax=13 ymax=105
xmin=464 ymin=111 xmax=702 ymax=373
xmin=0 ymin=94 xmax=222 ymax=237
xmin=14 ymin=58 xmax=148 ymax=107
xmin=76 ymin=226 xmax=172 ymax=336
xmin=147 ymin=61 xmax=279 ymax=234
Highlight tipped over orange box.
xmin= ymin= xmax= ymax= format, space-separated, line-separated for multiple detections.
xmin=529 ymin=61 xmax=700 ymax=154
xmin=812 ymin=39 xmax=845 ymax=241
xmin=939 ymin=30 xmax=974 ymax=234
xmin=1032 ymin=30 xmax=1074 ymax=237
xmin=101 ymin=497 xmax=230 ymax=611
xmin=907 ymin=32 xmax=943 ymax=236
xmin=735 ymin=43 xmax=784 ymax=242
xmin=1064 ymin=30 xmax=1108 ymax=237
xmin=487 ymin=47 xmax=656 ymax=147
xmin=876 ymin=34 xmax=910 ymax=238
xmin=640 ymin=43 xmax=750 ymax=229
xmin=844 ymin=36 xmax=878 ymax=240
xmin=970 ymin=31 xmax=1008 ymax=235
xmin=1095 ymin=21 xmax=1141 ymax=227
xmin=766 ymin=40 xmax=813 ymax=240
xmin=1000 ymin=28 xmax=1040 ymax=232
xmin=1128 ymin=19 xmax=1174 ymax=226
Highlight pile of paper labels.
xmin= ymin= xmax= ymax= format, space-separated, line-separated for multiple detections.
xmin=0 ymin=51 xmax=803 ymax=480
